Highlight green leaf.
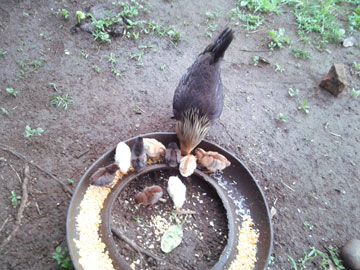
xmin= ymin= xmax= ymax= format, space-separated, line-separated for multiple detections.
xmin=161 ymin=224 xmax=183 ymax=253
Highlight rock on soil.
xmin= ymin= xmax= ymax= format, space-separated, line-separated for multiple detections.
xmin=341 ymin=239 xmax=360 ymax=270
xmin=319 ymin=64 xmax=347 ymax=96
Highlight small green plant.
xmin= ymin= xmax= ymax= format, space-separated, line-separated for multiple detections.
xmin=0 ymin=49 xmax=7 ymax=56
xmin=276 ymin=113 xmax=287 ymax=122
xmin=134 ymin=216 xmax=142 ymax=223
xmin=10 ymin=191 xmax=21 ymax=208
xmin=50 ymin=94 xmax=73 ymax=110
xmin=31 ymin=60 xmax=42 ymax=68
xmin=268 ymin=28 xmax=291 ymax=50
xmin=293 ymin=48 xmax=311 ymax=59
xmin=93 ymin=65 xmax=101 ymax=73
xmin=25 ymin=125 xmax=44 ymax=137
xmin=353 ymin=61 xmax=360 ymax=77
xmin=48 ymin=82 xmax=58 ymax=91
xmin=274 ymin=63 xmax=285 ymax=72
xmin=52 ymin=246 xmax=73 ymax=269
xmin=253 ymin=55 xmax=259 ymax=66
xmin=76 ymin=11 xmax=86 ymax=23
xmin=2 ymin=108 xmax=9 ymax=115
xmin=61 ymin=9 xmax=69 ymax=20
xmin=351 ymin=88 xmax=360 ymax=98
xmin=229 ymin=9 xmax=264 ymax=31
xmin=237 ymin=0 xmax=283 ymax=14
xmin=106 ymin=53 xmax=118 ymax=64
xmin=159 ymin=64 xmax=167 ymax=71
xmin=67 ymin=179 xmax=74 ymax=185
xmin=298 ymin=99 xmax=310 ymax=114
xmin=6 ymin=88 xmax=18 ymax=97
xmin=288 ymin=88 xmax=299 ymax=97
xmin=23 ymin=12 xmax=30 ymax=17
xmin=294 ymin=0 xmax=345 ymax=43
xmin=80 ymin=50 xmax=89 ymax=59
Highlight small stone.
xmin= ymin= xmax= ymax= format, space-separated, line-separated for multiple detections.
xmin=343 ymin=37 xmax=356 ymax=47
xmin=341 ymin=239 xmax=360 ymax=270
xmin=319 ymin=64 xmax=347 ymax=96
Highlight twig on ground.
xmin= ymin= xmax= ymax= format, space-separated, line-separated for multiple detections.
xmin=9 ymin=163 xmax=22 ymax=183
xmin=0 ymin=164 xmax=30 ymax=249
xmin=0 ymin=144 xmax=73 ymax=197
xmin=281 ymin=180 xmax=295 ymax=192
xmin=0 ymin=217 xmax=9 ymax=232
xmin=111 ymin=227 xmax=183 ymax=270
xmin=324 ymin=122 xmax=342 ymax=138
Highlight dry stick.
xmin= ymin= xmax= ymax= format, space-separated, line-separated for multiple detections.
xmin=324 ymin=122 xmax=342 ymax=138
xmin=0 ymin=164 xmax=30 ymax=249
xmin=9 ymin=163 xmax=22 ymax=183
xmin=111 ymin=227 xmax=183 ymax=270
xmin=0 ymin=144 xmax=73 ymax=197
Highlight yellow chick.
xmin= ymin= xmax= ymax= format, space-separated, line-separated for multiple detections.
xmin=143 ymin=138 xmax=166 ymax=162
xmin=194 ymin=148 xmax=231 ymax=173
xmin=179 ymin=154 xmax=197 ymax=177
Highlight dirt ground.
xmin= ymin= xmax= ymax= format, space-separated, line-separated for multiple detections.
xmin=0 ymin=0 xmax=359 ymax=269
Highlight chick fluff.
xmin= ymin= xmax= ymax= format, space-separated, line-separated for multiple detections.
xmin=90 ymin=163 xmax=119 ymax=187
xmin=195 ymin=148 xmax=231 ymax=173
xmin=167 ymin=176 xmax=186 ymax=210
xmin=179 ymin=154 xmax=197 ymax=177
xmin=131 ymin=137 xmax=147 ymax=172
xmin=115 ymin=142 xmax=131 ymax=174
xmin=135 ymin=185 xmax=163 ymax=206
xmin=143 ymin=138 xmax=166 ymax=159
xmin=165 ymin=142 xmax=181 ymax=167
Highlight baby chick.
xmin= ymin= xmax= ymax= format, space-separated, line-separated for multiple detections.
xmin=195 ymin=148 xmax=231 ymax=173
xmin=131 ymin=137 xmax=147 ymax=172
xmin=179 ymin=154 xmax=197 ymax=177
xmin=165 ymin=142 xmax=181 ymax=167
xmin=90 ymin=163 xmax=119 ymax=187
xmin=135 ymin=185 xmax=163 ymax=206
xmin=115 ymin=142 xmax=131 ymax=174
xmin=143 ymin=138 xmax=166 ymax=160
xmin=167 ymin=176 xmax=186 ymax=210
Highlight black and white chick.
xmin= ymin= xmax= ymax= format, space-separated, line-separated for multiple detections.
xmin=131 ymin=137 xmax=147 ymax=172
xmin=165 ymin=142 xmax=181 ymax=167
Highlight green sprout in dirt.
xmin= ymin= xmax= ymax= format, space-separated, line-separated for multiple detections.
xmin=351 ymin=88 xmax=360 ymax=98
xmin=293 ymin=48 xmax=311 ymax=59
xmin=76 ymin=11 xmax=86 ymax=23
xmin=276 ymin=113 xmax=287 ymax=122
xmin=236 ymin=0 xmax=283 ymax=14
xmin=61 ymin=9 xmax=69 ymax=20
xmin=2 ymin=108 xmax=9 ymax=116
xmin=106 ymin=53 xmax=125 ymax=77
xmin=23 ymin=12 xmax=30 ymax=17
xmin=52 ymin=246 xmax=73 ymax=270
xmin=288 ymin=88 xmax=299 ymax=97
xmin=92 ymin=65 xmax=101 ymax=73
xmin=25 ymin=125 xmax=44 ymax=137
xmin=253 ymin=55 xmax=259 ymax=66
xmin=134 ymin=216 xmax=142 ymax=224
xmin=274 ymin=63 xmax=285 ymax=73
xmin=10 ymin=191 xmax=21 ymax=208
xmin=67 ymin=179 xmax=74 ymax=185
xmin=48 ymin=82 xmax=58 ymax=91
xmin=6 ymin=88 xmax=18 ymax=97
xmin=348 ymin=6 xmax=360 ymax=32
xmin=159 ymin=64 xmax=167 ymax=71
xmin=268 ymin=28 xmax=291 ymax=50
xmin=0 ymin=49 xmax=7 ymax=56
xmin=80 ymin=50 xmax=89 ymax=59
xmin=229 ymin=9 xmax=264 ymax=31
xmin=288 ymin=247 xmax=344 ymax=270
xmin=50 ymin=94 xmax=73 ymax=110
xmin=298 ymin=99 xmax=310 ymax=114
xmin=293 ymin=0 xmax=345 ymax=43
xmin=31 ymin=60 xmax=42 ymax=68
xmin=353 ymin=61 xmax=360 ymax=77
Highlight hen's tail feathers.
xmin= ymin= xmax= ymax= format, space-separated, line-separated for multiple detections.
xmin=202 ymin=28 xmax=234 ymax=63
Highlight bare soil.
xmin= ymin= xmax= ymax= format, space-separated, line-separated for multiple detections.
xmin=0 ymin=0 xmax=359 ymax=270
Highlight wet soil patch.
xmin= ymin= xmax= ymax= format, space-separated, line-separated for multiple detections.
xmin=111 ymin=169 xmax=228 ymax=270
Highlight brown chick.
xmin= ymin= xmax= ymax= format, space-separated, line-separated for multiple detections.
xmin=135 ymin=185 xmax=164 ymax=206
xmin=195 ymin=148 xmax=231 ymax=173
xmin=143 ymin=138 xmax=166 ymax=160
xmin=90 ymin=163 xmax=119 ymax=186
